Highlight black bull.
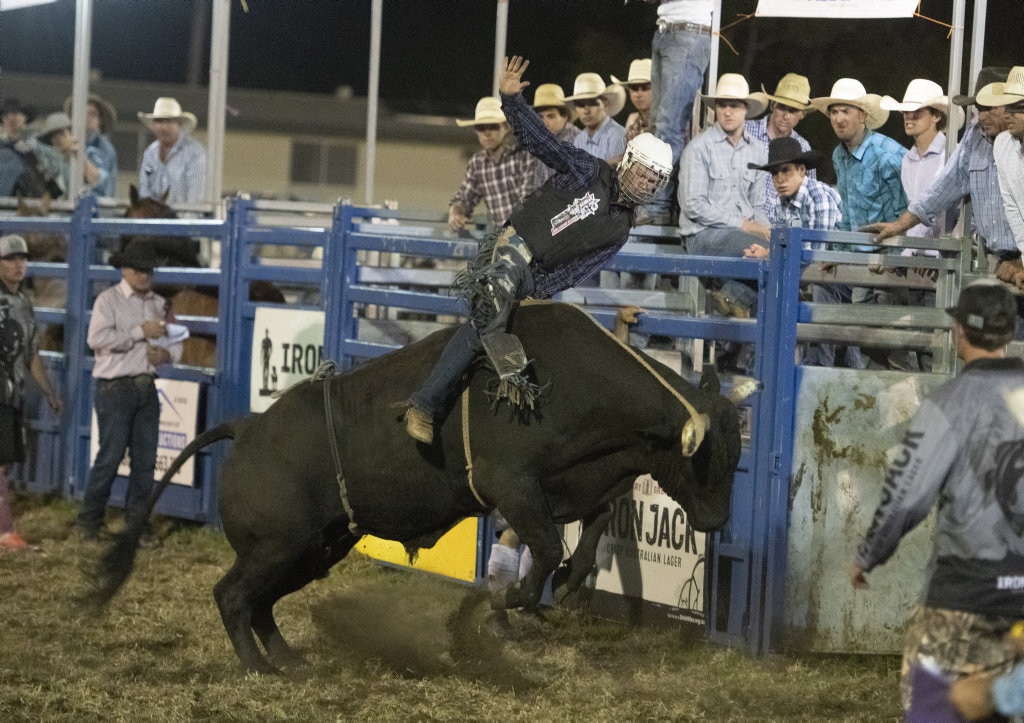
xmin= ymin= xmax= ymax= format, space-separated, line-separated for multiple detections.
xmin=89 ymin=303 xmax=742 ymax=673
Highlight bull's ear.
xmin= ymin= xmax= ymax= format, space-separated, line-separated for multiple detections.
xmin=698 ymin=369 xmax=720 ymax=395
xmin=638 ymin=423 xmax=676 ymax=450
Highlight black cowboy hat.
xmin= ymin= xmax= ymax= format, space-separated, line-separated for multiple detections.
xmin=747 ymin=136 xmax=824 ymax=172
xmin=952 ymin=67 xmax=1013 ymax=106
xmin=0 ymin=98 xmax=37 ymax=124
xmin=110 ymin=240 xmax=157 ymax=272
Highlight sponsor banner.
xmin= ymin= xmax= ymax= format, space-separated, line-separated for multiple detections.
xmin=355 ymin=517 xmax=482 ymax=582
xmin=756 ymin=0 xmax=918 ymax=18
xmin=590 ymin=474 xmax=707 ymax=622
xmin=250 ymin=307 xmax=325 ymax=413
xmin=90 ymin=379 xmax=200 ymax=487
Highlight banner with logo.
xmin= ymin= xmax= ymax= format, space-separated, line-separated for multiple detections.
xmin=89 ymin=378 xmax=200 ymax=487
xmin=250 ymin=307 xmax=326 ymax=413
xmin=756 ymin=0 xmax=918 ymax=18
xmin=588 ymin=475 xmax=707 ymax=622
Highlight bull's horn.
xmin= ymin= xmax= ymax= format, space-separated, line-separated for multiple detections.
xmin=680 ymin=413 xmax=710 ymax=457
xmin=726 ymin=375 xmax=762 ymax=404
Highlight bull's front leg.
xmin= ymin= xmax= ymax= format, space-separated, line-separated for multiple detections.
xmin=483 ymin=476 xmax=562 ymax=613
xmin=551 ymin=506 xmax=612 ymax=603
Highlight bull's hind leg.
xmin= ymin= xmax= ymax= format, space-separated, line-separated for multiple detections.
xmin=215 ymin=529 xmax=357 ymax=674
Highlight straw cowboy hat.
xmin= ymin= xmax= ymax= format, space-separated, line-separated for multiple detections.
xmin=64 ymin=92 xmax=118 ymax=134
xmin=138 ymin=97 xmax=197 ymax=133
xmin=531 ymin=84 xmax=575 ymax=121
xmin=880 ymin=78 xmax=965 ymax=131
xmin=747 ymin=136 xmax=824 ymax=172
xmin=748 ymin=73 xmax=813 ymax=112
xmin=699 ymin=74 xmax=766 ymax=117
xmin=611 ymin=58 xmax=652 ymax=87
xmin=565 ymin=73 xmax=627 ymax=117
xmin=36 ymin=112 xmax=72 ymax=143
xmin=455 ymin=97 xmax=507 ymax=127
xmin=975 ymin=66 xmax=1024 ymax=107
xmin=810 ymin=78 xmax=888 ymax=130
xmin=952 ymin=67 xmax=1013 ymax=106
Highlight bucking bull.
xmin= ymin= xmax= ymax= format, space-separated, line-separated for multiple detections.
xmin=88 ymin=302 xmax=746 ymax=674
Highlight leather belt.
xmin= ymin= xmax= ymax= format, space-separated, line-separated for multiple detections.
xmin=496 ymin=224 xmax=533 ymax=264
xmin=656 ymin=19 xmax=712 ymax=34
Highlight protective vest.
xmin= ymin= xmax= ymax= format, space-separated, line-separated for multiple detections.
xmin=509 ymin=163 xmax=634 ymax=271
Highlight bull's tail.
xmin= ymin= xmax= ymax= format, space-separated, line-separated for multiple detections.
xmin=83 ymin=421 xmax=240 ymax=608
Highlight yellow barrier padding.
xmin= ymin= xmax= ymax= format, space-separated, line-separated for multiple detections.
xmin=355 ymin=517 xmax=481 ymax=582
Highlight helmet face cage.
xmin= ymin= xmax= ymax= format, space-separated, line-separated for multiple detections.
xmin=617 ymin=141 xmax=671 ymax=204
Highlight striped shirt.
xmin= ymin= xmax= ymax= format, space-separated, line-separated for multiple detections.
xmin=993 ymin=130 xmax=1024 ymax=254
xmin=909 ymin=119 xmax=1016 ymax=254
xmin=778 ymin=176 xmax=843 ymax=250
xmin=88 ymin=279 xmax=182 ymax=379
xmin=499 ymin=91 xmax=632 ymax=298
xmin=572 ymin=114 xmax=627 ymax=162
xmin=138 ymin=132 xmax=206 ymax=204
xmin=745 ymin=118 xmax=816 ymax=225
xmin=448 ymin=140 xmax=542 ymax=228
xmin=832 ymin=129 xmax=907 ymax=232
xmin=678 ymin=123 xmax=769 ymax=237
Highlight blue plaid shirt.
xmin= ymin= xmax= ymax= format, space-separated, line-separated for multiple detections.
xmin=139 ymin=132 xmax=206 ymax=204
xmin=745 ymin=118 xmax=816 ymax=225
xmin=500 ymin=92 xmax=633 ymax=297
xmin=832 ymin=129 xmax=907 ymax=231
xmin=778 ymin=176 xmax=843 ymax=250
xmin=910 ymin=119 xmax=1016 ymax=254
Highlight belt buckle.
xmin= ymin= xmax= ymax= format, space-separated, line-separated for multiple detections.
xmin=656 ymin=18 xmax=669 ymax=33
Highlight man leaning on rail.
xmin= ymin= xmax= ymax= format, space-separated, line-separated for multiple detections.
xmin=404 ymin=55 xmax=672 ymax=445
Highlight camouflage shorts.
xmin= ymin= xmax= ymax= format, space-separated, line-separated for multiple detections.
xmin=901 ymin=604 xmax=1018 ymax=711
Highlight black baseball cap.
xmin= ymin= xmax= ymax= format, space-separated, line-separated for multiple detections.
xmin=946 ymin=281 xmax=1017 ymax=334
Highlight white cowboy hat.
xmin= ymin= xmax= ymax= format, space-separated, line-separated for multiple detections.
xmin=565 ymin=73 xmax=627 ymax=117
xmin=810 ymin=78 xmax=888 ymax=130
xmin=975 ymin=66 xmax=1024 ymax=107
xmin=880 ymin=79 xmax=965 ymax=132
xmin=137 ymin=97 xmax=197 ymax=133
xmin=611 ymin=58 xmax=652 ymax=87
xmin=749 ymin=73 xmax=813 ymax=112
xmin=455 ymin=97 xmax=507 ymax=127
xmin=531 ymin=84 xmax=575 ymax=122
xmin=700 ymin=74 xmax=766 ymax=117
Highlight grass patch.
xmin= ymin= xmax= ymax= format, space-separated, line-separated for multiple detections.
xmin=0 ymin=496 xmax=902 ymax=720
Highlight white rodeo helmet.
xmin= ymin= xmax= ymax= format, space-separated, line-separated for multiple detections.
xmin=617 ymin=132 xmax=673 ymax=204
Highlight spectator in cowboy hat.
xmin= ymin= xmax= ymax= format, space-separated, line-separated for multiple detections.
xmin=36 ymin=112 xmax=102 ymax=196
xmin=863 ymin=67 xmax=1017 ymax=285
xmin=678 ymin=73 xmax=768 ymax=331
xmin=64 ymin=92 xmax=118 ymax=197
xmin=447 ymin=97 xmax=542 ymax=232
xmin=745 ymin=73 xmax=817 ymax=225
xmin=0 ymin=98 xmax=63 ymax=198
xmin=137 ymin=97 xmax=206 ymax=204
xmin=565 ymin=72 xmax=627 ymax=163
xmin=986 ymin=67 xmax=1024 ymax=289
xmin=612 ymin=58 xmax=653 ymax=142
xmin=530 ymin=83 xmax=578 ymax=184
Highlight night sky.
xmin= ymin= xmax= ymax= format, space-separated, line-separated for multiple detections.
xmin=1 ymin=0 xmax=1022 ymax=121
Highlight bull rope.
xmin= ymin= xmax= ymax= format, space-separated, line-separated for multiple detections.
xmin=520 ymin=299 xmax=709 ymax=456
xmin=313 ymin=362 xmax=361 ymax=534
xmin=461 ymin=388 xmax=493 ymax=511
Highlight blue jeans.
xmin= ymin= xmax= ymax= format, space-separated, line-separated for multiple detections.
xmin=646 ymin=26 xmax=712 ymax=217
xmin=801 ymin=284 xmax=866 ymax=368
xmin=684 ymin=227 xmax=763 ymax=311
xmin=77 ymin=375 xmax=160 ymax=532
